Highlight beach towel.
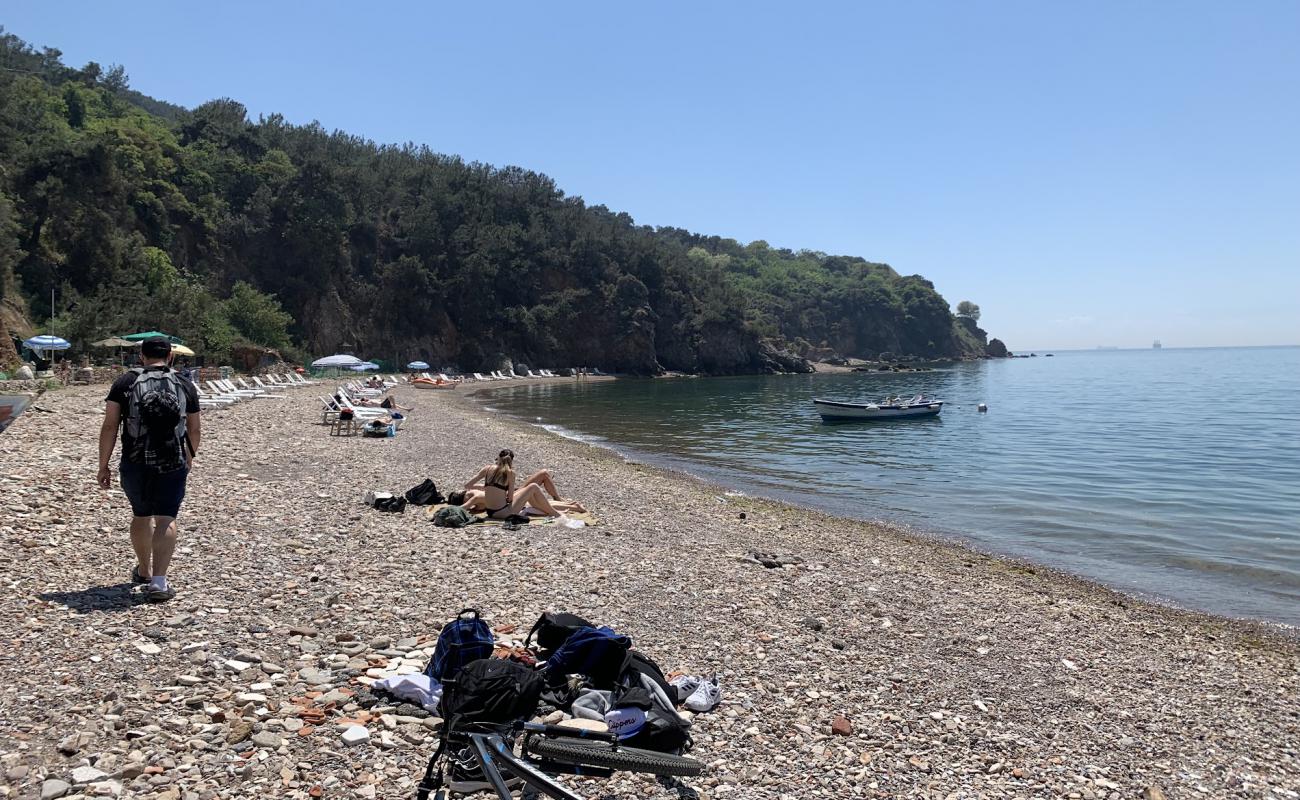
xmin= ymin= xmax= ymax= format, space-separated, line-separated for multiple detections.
xmin=423 ymin=503 xmax=599 ymax=528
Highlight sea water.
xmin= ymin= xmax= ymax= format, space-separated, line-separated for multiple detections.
xmin=482 ymin=348 xmax=1300 ymax=626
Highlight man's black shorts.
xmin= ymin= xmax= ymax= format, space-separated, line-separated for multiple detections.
xmin=120 ymin=461 xmax=190 ymax=518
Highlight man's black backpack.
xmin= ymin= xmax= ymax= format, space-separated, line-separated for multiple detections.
xmin=125 ymin=367 xmax=188 ymax=469
xmin=404 ymin=478 xmax=445 ymax=506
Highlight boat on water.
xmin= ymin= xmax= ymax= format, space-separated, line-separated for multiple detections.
xmin=813 ymin=394 xmax=944 ymax=421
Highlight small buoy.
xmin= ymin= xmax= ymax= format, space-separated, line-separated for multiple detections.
xmin=977 ymin=403 xmax=988 ymax=413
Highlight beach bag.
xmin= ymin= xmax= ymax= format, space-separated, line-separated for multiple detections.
xmin=432 ymin=505 xmax=474 ymax=528
xmin=425 ymin=609 xmax=494 ymax=682
xmin=544 ymin=626 xmax=631 ymax=690
xmin=524 ymin=611 xmax=594 ymax=658
xmin=404 ymin=478 xmax=445 ymax=506
xmin=125 ymin=367 xmax=188 ymax=469
xmin=438 ymin=657 xmax=543 ymax=730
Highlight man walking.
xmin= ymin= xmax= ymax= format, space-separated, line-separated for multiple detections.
xmin=97 ymin=336 xmax=200 ymax=602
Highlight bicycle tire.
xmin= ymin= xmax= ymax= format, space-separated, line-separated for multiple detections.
xmin=528 ymin=737 xmax=703 ymax=777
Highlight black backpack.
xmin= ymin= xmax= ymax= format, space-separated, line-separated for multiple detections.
xmin=616 ymin=666 xmax=693 ymax=754
xmin=524 ymin=611 xmax=593 ymax=658
xmin=438 ymin=657 xmax=543 ymax=730
xmin=404 ymin=478 xmax=445 ymax=506
xmin=418 ymin=658 xmax=544 ymax=800
xmin=125 ymin=367 xmax=188 ymax=468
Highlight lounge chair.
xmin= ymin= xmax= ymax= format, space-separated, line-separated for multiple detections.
xmin=233 ymin=377 xmax=270 ymax=395
xmin=218 ymin=379 xmax=266 ymax=398
xmin=207 ymin=380 xmax=255 ymax=399
xmin=251 ymin=377 xmax=289 ymax=396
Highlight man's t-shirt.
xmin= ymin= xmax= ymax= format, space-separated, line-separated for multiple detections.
xmin=107 ymin=366 xmax=200 ymax=466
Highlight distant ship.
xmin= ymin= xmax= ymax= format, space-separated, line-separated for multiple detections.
xmin=1153 ymin=340 xmax=1162 ymax=349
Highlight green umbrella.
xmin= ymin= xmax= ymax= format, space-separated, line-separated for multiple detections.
xmin=122 ymin=331 xmax=183 ymax=344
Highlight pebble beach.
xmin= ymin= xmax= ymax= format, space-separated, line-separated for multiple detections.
xmin=0 ymin=379 xmax=1297 ymax=800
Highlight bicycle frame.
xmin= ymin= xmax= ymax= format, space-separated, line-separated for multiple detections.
xmin=432 ymin=722 xmax=624 ymax=800
xmin=467 ymin=731 xmax=590 ymax=800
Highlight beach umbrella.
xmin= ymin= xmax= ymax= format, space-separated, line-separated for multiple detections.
xmin=170 ymin=344 xmax=196 ymax=356
xmin=311 ymin=354 xmax=364 ymax=368
xmin=91 ymin=337 xmax=136 ymax=348
xmin=407 ymin=361 xmax=430 ymax=370
xmin=123 ymin=331 xmax=182 ymax=343
xmin=351 ymin=362 xmax=380 ymax=371
xmin=23 ymin=335 xmax=71 ymax=352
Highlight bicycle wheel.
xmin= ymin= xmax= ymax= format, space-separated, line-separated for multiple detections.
xmin=528 ymin=737 xmax=703 ymax=777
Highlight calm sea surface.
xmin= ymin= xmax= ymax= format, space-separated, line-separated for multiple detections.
xmin=481 ymin=348 xmax=1300 ymax=626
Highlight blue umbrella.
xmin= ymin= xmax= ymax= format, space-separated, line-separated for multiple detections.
xmin=23 ymin=335 xmax=71 ymax=351
xmin=351 ymin=362 xmax=380 ymax=372
xmin=407 ymin=361 xmax=430 ymax=370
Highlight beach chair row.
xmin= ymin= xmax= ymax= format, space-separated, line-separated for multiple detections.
xmin=465 ymin=368 xmax=561 ymax=381
xmin=196 ymin=373 xmax=318 ymax=409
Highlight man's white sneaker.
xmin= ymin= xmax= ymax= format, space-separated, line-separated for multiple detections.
xmin=683 ymin=674 xmax=721 ymax=712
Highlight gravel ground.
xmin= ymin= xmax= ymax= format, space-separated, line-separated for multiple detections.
xmin=0 ymin=381 xmax=1297 ymax=800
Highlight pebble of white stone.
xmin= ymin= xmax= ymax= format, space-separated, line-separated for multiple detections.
xmin=70 ymin=766 xmax=108 ymax=783
xmin=135 ymin=642 xmax=162 ymax=656
xmin=340 ymin=725 xmax=370 ymax=746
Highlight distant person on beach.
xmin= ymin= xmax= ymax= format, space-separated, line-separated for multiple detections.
xmin=462 ymin=449 xmax=587 ymax=519
xmin=97 ymin=336 xmax=200 ymax=602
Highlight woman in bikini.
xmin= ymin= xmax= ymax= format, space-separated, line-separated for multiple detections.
xmin=462 ymin=449 xmax=586 ymax=518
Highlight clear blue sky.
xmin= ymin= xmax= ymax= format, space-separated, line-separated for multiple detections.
xmin=6 ymin=1 xmax=1299 ymax=349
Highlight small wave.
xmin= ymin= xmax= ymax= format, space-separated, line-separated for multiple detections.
xmin=534 ymin=422 xmax=608 ymax=447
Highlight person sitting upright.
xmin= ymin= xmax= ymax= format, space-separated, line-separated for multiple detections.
xmin=463 ymin=449 xmax=585 ymax=519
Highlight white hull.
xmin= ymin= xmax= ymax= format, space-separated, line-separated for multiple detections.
xmin=814 ymin=398 xmax=943 ymax=421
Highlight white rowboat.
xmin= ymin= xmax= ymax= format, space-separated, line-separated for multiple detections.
xmin=814 ymin=395 xmax=943 ymax=421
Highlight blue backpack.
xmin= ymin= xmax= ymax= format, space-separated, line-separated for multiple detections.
xmin=544 ymin=626 xmax=632 ymax=689
xmin=425 ymin=609 xmax=494 ymax=682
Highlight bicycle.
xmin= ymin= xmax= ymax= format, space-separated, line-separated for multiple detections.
xmin=417 ymin=720 xmax=704 ymax=799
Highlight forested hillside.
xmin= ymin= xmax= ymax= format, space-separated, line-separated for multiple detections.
xmin=0 ymin=31 xmax=998 ymax=373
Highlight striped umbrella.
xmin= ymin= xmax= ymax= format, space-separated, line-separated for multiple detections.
xmin=23 ymin=335 xmax=71 ymax=351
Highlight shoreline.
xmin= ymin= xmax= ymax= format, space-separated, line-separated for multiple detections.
xmin=460 ymin=376 xmax=1298 ymax=637
xmin=0 ymin=382 xmax=1296 ymax=799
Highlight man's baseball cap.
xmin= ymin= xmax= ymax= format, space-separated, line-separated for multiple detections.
xmin=141 ymin=336 xmax=172 ymax=358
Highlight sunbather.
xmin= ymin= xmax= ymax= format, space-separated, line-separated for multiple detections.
xmin=462 ymin=449 xmax=587 ymax=519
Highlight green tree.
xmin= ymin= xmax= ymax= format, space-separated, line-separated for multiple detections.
xmin=956 ymin=300 xmax=980 ymax=322
xmin=224 ymin=281 xmax=293 ymax=350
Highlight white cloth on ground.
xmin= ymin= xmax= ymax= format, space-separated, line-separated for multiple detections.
xmin=373 ymin=673 xmax=443 ymax=712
